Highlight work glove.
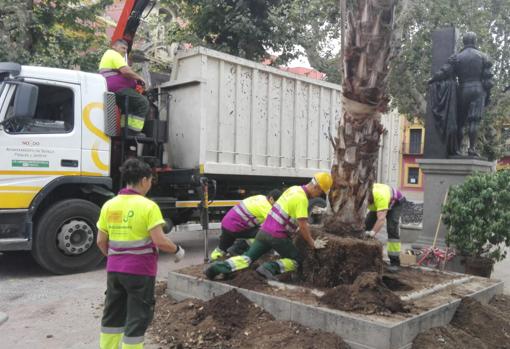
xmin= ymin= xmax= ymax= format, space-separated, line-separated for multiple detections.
xmin=311 ymin=206 xmax=327 ymax=215
xmin=174 ymin=245 xmax=185 ymax=263
xmin=313 ymin=237 xmax=328 ymax=249
xmin=364 ymin=230 xmax=376 ymax=238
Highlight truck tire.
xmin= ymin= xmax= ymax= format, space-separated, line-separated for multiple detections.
xmin=31 ymin=199 xmax=104 ymax=274
xmin=308 ymin=197 xmax=327 ymax=225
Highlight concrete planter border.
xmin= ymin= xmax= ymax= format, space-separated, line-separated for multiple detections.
xmin=167 ymin=271 xmax=503 ymax=349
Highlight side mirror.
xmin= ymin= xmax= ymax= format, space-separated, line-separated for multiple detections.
xmin=13 ymin=82 xmax=38 ymax=119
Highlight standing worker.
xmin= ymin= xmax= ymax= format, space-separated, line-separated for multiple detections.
xmin=364 ymin=183 xmax=405 ymax=272
xmin=99 ymin=39 xmax=149 ymax=135
xmin=204 ymin=173 xmax=332 ymax=280
xmin=97 ymin=158 xmax=185 ymax=349
xmin=209 ymin=189 xmax=282 ymax=261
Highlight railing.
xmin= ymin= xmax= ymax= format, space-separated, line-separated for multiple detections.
xmin=402 ymin=142 xmax=424 ymax=155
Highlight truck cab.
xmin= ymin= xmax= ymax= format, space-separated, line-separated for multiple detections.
xmin=0 ymin=63 xmax=114 ymax=274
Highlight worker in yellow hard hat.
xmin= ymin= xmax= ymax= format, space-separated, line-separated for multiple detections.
xmin=205 ymin=172 xmax=332 ymax=281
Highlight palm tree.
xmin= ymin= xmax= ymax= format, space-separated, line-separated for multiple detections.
xmin=325 ymin=0 xmax=398 ymax=235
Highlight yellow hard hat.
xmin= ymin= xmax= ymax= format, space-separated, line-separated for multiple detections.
xmin=313 ymin=172 xmax=333 ymax=194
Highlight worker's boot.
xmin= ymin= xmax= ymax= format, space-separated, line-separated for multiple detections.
xmin=387 ymin=255 xmax=401 ymax=273
xmin=255 ymin=265 xmax=278 ymax=281
xmin=204 ymin=262 xmax=232 ymax=280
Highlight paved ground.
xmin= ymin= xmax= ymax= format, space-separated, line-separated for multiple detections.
xmin=0 ymin=229 xmax=508 ymax=348
xmin=0 ymin=230 xmax=220 ymax=349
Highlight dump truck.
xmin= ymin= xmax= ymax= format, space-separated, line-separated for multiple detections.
xmin=0 ymin=47 xmax=341 ymax=274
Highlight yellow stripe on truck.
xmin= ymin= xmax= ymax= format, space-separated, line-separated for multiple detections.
xmin=83 ymin=102 xmax=109 ymax=143
xmin=0 ymin=186 xmax=40 ymax=209
xmin=0 ymin=186 xmax=41 ymax=191
xmin=83 ymin=102 xmax=110 ymax=173
xmin=92 ymin=141 xmax=109 ymax=171
xmin=0 ymin=170 xmax=103 ymax=176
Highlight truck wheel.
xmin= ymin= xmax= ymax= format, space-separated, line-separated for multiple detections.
xmin=31 ymin=199 xmax=104 ymax=274
xmin=308 ymin=197 xmax=327 ymax=225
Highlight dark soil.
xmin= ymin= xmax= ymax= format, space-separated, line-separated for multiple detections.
xmin=320 ymin=272 xmax=407 ymax=314
xmin=223 ymin=269 xmax=268 ymax=291
xmin=381 ymin=275 xmax=414 ymax=292
xmin=295 ymin=228 xmax=384 ymax=287
xmin=412 ymin=295 xmax=510 ymax=349
xmin=147 ymin=289 xmax=350 ymax=349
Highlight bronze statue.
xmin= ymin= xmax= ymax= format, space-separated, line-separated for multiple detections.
xmin=428 ymin=32 xmax=493 ymax=157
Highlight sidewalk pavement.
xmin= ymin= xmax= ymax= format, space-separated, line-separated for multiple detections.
xmin=0 ymin=311 xmax=7 ymax=326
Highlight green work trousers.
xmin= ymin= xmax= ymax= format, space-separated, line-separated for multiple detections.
xmin=246 ymin=230 xmax=302 ymax=275
xmin=208 ymin=230 xmax=302 ymax=277
xmin=116 ymin=88 xmax=149 ymax=132
xmin=218 ymin=226 xmax=259 ymax=253
xmin=100 ymin=272 xmax=155 ymax=349
xmin=365 ymin=202 xmax=403 ymax=265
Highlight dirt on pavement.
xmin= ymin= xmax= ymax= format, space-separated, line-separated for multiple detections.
xmin=148 ymin=285 xmax=349 ymax=349
xmin=320 ymin=272 xmax=407 ymax=314
xmin=412 ymin=295 xmax=510 ymax=349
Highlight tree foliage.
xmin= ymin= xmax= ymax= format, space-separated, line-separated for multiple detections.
xmin=288 ymin=0 xmax=342 ymax=83
xmin=166 ymin=0 xmax=300 ymax=63
xmin=0 ymin=0 xmax=112 ymax=72
xmin=165 ymin=0 xmax=342 ymax=82
xmin=390 ymin=0 xmax=510 ymax=119
xmin=442 ymin=170 xmax=510 ymax=262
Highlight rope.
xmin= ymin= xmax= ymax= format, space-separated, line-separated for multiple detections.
xmin=342 ymin=96 xmax=379 ymax=119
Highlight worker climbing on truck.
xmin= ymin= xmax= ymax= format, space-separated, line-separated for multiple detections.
xmin=204 ymin=172 xmax=332 ymax=281
xmin=364 ymin=183 xmax=406 ymax=272
xmin=209 ymin=189 xmax=282 ymax=261
xmin=99 ymin=39 xmax=149 ymax=135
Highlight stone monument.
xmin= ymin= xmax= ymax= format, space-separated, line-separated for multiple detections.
xmin=417 ymin=28 xmax=495 ymax=248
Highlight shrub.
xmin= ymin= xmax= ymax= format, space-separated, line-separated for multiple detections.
xmin=442 ymin=170 xmax=510 ymax=262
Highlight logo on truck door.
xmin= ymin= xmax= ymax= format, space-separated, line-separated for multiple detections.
xmin=83 ymin=102 xmax=110 ymax=172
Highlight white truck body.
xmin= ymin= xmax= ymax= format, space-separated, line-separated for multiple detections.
xmin=162 ymin=48 xmax=341 ymax=178
xmin=0 ymin=48 xmax=343 ymax=273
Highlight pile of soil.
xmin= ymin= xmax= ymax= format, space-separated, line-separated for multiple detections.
xmin=148 ymin=288 xmax=350 ymax=349
xmin=295 ymin=229 xmax=384 ymax=287
xmin=412 ymin=295 xmax=510 ymax=348
xmin=223 ymin=269 xmax=268 ymax=291
xmin=320 ymin=272 xmax=406 ymax=314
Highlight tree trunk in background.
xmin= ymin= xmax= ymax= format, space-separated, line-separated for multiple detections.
xmin=325 ymin=0 xmax=397 ymax=235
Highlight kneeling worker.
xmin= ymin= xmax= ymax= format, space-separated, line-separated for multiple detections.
xmin=364 ymin=183 xmax=406 ymax=272
xmin=205 ymin=173 xmax=332 ymax=280
xmin=209 ymin=189 xmax=282 ymax=261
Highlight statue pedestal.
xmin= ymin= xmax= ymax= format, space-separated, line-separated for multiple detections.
xmin=416 ymin=158 xmax=495 ymax=248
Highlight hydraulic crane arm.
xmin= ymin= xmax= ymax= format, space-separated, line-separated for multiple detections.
xmin=111 ymin=0 xmax=154 ymax=53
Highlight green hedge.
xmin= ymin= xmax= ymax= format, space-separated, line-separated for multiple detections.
xmin=442 ymin=170 xmax=510 ymax=262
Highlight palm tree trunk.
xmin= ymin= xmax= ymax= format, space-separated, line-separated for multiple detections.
xmin=325 ymin=0 xmax=397 ymax=235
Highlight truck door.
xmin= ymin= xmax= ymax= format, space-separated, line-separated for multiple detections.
xmin=0 ymin=79 xmax=82 ymax=210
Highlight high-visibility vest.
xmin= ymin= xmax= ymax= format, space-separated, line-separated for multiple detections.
xmin=222 ymin=195 xmax=272 ymax=232
xmin=368 ymin=183 xmax=405 ymax=212
xmin=261 ymin=186 xmax=309 ymax=238
xmin=97 ymin=188 xmax=165 ymax=276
